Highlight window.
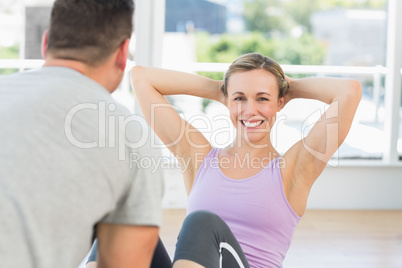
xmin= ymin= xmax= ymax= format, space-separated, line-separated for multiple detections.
xmin=160 ymin=0 xmax=401 ymax=162
xmin=1 ymin=0 xmax=400 ymax=163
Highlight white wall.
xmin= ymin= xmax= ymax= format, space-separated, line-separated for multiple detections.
xmin=307 ymin=164 xmax=402 ymax=209
xmin=162 ymin=164 xmax=402 ymax=210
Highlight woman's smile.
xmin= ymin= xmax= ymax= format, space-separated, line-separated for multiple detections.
xmin=240 ymin=119 xmax=265 ymax=129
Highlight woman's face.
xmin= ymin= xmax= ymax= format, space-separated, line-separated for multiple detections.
xmin=225 ymin=69 xmax=284 ymax=146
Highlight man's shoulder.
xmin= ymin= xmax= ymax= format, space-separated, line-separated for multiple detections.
xmin=0 ymin=69 xmax=36 ymax=85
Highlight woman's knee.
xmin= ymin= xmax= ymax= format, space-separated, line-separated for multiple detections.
xmin=179 ymin=210 xmax=230 ymax=238
xmin=184 ymin=210 xmax=224 ymax=228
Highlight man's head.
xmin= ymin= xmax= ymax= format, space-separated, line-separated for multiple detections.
xmin=46 ymin=0 xmax=134 ymax=67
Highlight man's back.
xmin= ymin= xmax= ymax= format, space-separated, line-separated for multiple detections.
xmin=0 ymin=67 xmax=163 ymax=267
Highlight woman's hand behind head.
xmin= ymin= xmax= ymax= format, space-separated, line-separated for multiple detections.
xmin=282 ymin=75 xmax=294 ymax=107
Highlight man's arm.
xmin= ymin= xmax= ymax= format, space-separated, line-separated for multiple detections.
xmin=96 ymin=223 xmax=159 ymax=268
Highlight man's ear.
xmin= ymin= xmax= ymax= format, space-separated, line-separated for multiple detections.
xmin=116 ymin=38 xmax=130 ymax=71
xmin=41 ymin=30 xmax=49 ymax=60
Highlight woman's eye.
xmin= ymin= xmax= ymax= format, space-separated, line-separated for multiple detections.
xmin=234 ymin=97 xmax=245 ymax=101
xmin=258 ymin=97 xmax=269 ymax=101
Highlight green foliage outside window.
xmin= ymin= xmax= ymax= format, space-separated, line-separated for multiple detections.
xmin=195 ymin=32 xmax=327 ymax=112
xmin=243 ymin=0 xmax=386 ymax=35
xmin=0 ymin=45 xmax=19 ymax=75
xmin=196 ymin=32 xmax=326 ymax=79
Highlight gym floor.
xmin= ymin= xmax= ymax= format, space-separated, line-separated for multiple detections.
xmin=160 ymin=209 xmax=402 ymax=268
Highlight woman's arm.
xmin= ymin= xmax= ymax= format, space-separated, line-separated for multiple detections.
xmin=282 ymin=76 xmax=362 ymax=215
xmin=130 ymin=67 xmax=223 ymax=193
xmin=285 ymin=76 xmax=362 ymax=163
xmin=284 ymin=76 xmax=361 ymax=105
xmin=131 ymin=66 xmax=224 ymax=102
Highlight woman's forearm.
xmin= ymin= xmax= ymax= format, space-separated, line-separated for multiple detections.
xmin=287 ymin=76 xmax=361 ymax=104
xmin=131 ymin=66 xmax=224 ymax=103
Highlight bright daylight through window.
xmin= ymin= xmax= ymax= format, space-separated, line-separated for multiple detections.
xmin=159 ymin=0 xmax=401 ymax=162
xmin=0 ymin=0 xmax=401 ymax=162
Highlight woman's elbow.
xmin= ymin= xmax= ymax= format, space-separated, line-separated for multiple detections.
xmin=343 ymin=79 xmax=362 ymax=107
xmin=130 ymin=65 xmax=145 ymax=81
xmin=130 ymin=65 xmax=149 ymax=94
xmin=349 ymin=79 xmax=363 ymax=101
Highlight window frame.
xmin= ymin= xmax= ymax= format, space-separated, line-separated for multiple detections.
xmin=0 ymin=0 xmax=400 ymax=165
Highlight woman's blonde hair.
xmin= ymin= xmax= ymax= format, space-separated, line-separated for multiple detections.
xmin=222 ymin=53 xmax=289 ymax=99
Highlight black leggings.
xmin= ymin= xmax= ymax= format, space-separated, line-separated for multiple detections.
xmin=87 ymin=210 xmax=249 ymax=268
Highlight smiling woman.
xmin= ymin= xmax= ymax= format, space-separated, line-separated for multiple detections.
xmin=227 ymin=69 xmax=285 ymax=146
xmin=87 ymin=52 xmax=362 ymax=268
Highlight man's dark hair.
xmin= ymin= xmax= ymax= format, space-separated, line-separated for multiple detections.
xmin=47 ymin=0 xmax=134 ymax=66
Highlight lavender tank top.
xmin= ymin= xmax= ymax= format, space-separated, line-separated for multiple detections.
xmin=187 ymin=148 xmax=301 ymax=268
